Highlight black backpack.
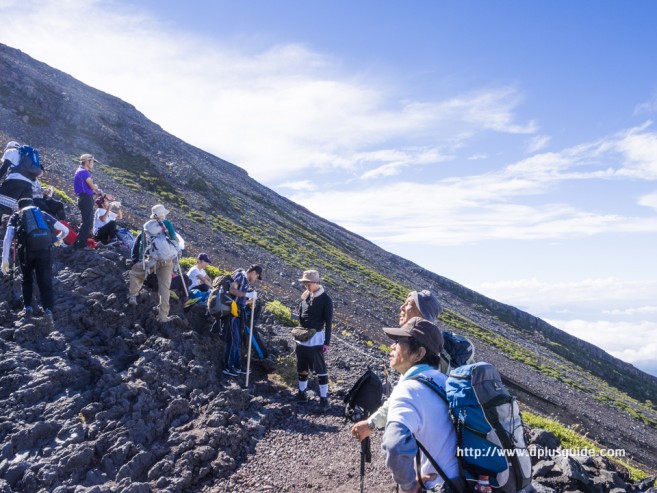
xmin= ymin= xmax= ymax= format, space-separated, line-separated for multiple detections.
xmin=207 ymin=273 xmax=234 ymax=317
xmin=17 ymin=206 xmax=52 ymax=252
xmin=344 ymin=368 xmax=383 ymax=423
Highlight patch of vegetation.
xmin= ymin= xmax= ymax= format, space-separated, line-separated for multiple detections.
xmin=42 ymin=182 xmax=75 ymax=205
xmin=265 ymin=300 xmax=296 ymax=327
xmin=212 ymin=213 xmax=410 ymax=301
xmin=522 ymin=411 xmax=650 ymax=481
xmin=272 ymin=354 xmax=298 ymax=388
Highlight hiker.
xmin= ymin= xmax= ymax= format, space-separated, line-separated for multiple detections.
xmin=1 ymin=198 xmax=69 ymax=326
xmin=32 ymin=172 xmax=66 ymax=221
xmin=380 ymin=317 xmax=461 ymax=493
xmin=351 ymin=290 xmax=442 ymax=442
xmin=183 ymin=253 xmax=212 ymax=308
xmin=0 ymin=142 xmax=42 ymax=223
xmin=293 ymin=269 xmax=333 ymax=412
xmin=223 ymin=264 xmax=262 ymax=377
xmin=73 ymin=153 xmax=101 ymax=250
xmin=187 ymin=253 xmax=212 ymax=292
xmin=93 ymin=193 xmax=123 ymax=244
xmin=126 ymin=204 xmax=181 ymax=323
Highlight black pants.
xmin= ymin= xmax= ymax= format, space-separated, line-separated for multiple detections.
xmin=34 ymin=197 xmax=66 ymax=221
xmin=94 ymin=220 xmax=117 ymax=244
xmin=74 ymin=193 xmax=94 ymax=248
xmin=19 ymin=248 xmax=54 ymax=310
xmin=0 ymin=179 xmax=33 ymax=221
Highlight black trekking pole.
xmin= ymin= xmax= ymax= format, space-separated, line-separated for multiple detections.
xmin=360 ymin=436 xmax=372 ymax=493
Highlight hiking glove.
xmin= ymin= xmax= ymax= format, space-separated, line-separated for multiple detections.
xmin=1 ymin=262 xmax=9 ymax=275
xmin=322 ymin=345 xmax=329 ymax=353
xmin=54 ymin=239 xmax=63 ymax=247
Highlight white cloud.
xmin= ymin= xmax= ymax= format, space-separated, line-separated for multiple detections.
xmin=0 ymin=0 xmax=537 ymax=183
xmin=526 ymin=134 xmax=551 ymax=153
xmin=545 ymin=318 xmax=657 ymax=375
xmin=638 ymin=192 xmax=657 ymax=211
xmin=635 ymin=94 xmax=657 ymax=115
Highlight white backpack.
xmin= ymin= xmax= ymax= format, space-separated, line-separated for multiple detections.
xmin=143 ymin=219 xmax=179 ymax=262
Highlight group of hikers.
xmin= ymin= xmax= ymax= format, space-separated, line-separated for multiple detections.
xmin=0 ymin=141 xmax=535 ymax=493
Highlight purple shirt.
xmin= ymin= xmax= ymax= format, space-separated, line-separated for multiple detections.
xmin=74 ymin=167 xmax=93 ymax=195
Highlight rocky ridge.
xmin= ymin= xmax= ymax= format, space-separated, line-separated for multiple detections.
xmin=0 ymin=245 xmax=656 ymax=492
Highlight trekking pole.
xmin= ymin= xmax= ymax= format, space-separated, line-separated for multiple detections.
xmin=245 ymin=292 xmax=257 ymax=387
xmin=360 ymin=436 xmax=371 ymax=493
xmin=174 ymin=256 xmax=188 ymax=298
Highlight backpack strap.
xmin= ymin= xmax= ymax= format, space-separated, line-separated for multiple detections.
xmin=411 ymin=376 xmax=464 ymax=493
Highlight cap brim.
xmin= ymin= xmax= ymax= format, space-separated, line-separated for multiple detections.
xmin=382 ymin=326 xmax=410 ymax=339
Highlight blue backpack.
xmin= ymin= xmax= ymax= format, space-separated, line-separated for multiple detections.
xmin=414 ymin=362 xmax=533 ymax=493
xmin=11 ymin=145 xmax=43 ymax=180
xmin=17 ymin=206 xmax=52 ymax=252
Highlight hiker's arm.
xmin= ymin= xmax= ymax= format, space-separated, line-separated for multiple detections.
xmin=229 ymin=281 xmax=246 ymax=298
xmin=163 ymin=220 xmax=178 ymax=242
xmin=84 ymin=176 xmax=100 ymax=195
xmin=53 ymin=221 xmax=69 ymax=241
xmin=0 ymin=159 xmax=10 ymax=180
xmin=1 ymin=226 xmax=15 ymax=265
xmin=202 ymin=274 xmax=212 ymax=287
xmin=323 ymin=296 xmax=333 ymax=346
xmin=99 ymin=208 xmax=111 ymax=222
xmin=382 ymin=421 xmax=420 ymax=493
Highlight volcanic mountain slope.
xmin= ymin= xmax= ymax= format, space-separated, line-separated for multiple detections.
xmin=1 ymin=41 xmax=657 ymax=475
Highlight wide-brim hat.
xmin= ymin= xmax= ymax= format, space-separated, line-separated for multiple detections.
xmin=79 ymin=153 xmax=94 ymax=163
xmin=383 ymin=316 xmax=444 ymax=357
xmin=409 ymin=290 xmax=442 ymax=323
xmin=151 ymin=204 xmax=170 ymax=218
xmin=298 ymin=270 xmax=323 ymax=283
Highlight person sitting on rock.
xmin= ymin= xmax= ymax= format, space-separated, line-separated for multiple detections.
xmin=1 ymin=197 xmax=69 ymax=327
xmin=32 ymin=170 xmax=66 ymax=221
xmin=183 ymin=252 xmax=213 ymax=308
xmin=93 ymin=193 xmax=123 ymax=244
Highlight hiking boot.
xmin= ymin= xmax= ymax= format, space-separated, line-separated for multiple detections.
xmin=296 ymin=390 xmax=309 ymax=403
xmin=222 ymin=367 xmax=238 ymax=377
xmin=235 ymin=368 xmax=248 ymax=375
xmin=19 ymin=306 xmax=33 ymax=319
xmin=127 ymin=296 xmax=137 ymax=306
xmin=183 ymin=297 xmax=199 ymax=308
xmin=43 ymin=309 xmax=54 ymax=329
xmin=318 ymin=397 xmax=330 ymax=412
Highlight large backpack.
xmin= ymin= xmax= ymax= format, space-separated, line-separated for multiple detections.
xmin=344 ymin=368 xmax=383 ymax=423
xmin=143 ymin=219 xmax=178 ymax=262
xmin=11 ymin=146 xmax=43 ymax=180
xmin=16 ymin=206 xmax=52 ymax=252
xmin=414 ymin=362 xmax=533 ymax=493
xmin=207 ymin=273 xmax=234 ymax=317
xmin=440 ymin=331 xmax=476 ymax=373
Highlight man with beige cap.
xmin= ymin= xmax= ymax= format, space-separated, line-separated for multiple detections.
xmin=72 ymin=153 xmax=101 ymax=249
xmin=294 ymin=269 xmax=333 ymax=412
xmin=127 ymin=204 xmax=181 ymax=323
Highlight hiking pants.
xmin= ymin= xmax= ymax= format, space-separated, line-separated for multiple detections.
xmin=224 ymin=314 xmax=242 ymax=370
xmin=19 ymin=249 xmax=54 ymax=310
xmin=94 ymin=220 xmax=117 ymax=244
xmin=0 ymin=179 xmax=33 ymax=222
xmin=128 ymin=260 xmax=174 ymax=319
xmin=74 ymin=193 xmax=94 ymax=248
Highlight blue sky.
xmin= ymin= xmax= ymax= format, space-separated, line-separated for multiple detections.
xmin=2 ymin=0 xmax=657 ymax=375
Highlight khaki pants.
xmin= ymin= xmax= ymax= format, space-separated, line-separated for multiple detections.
xmin=128 ymin=260 xmax=174 ymax=320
